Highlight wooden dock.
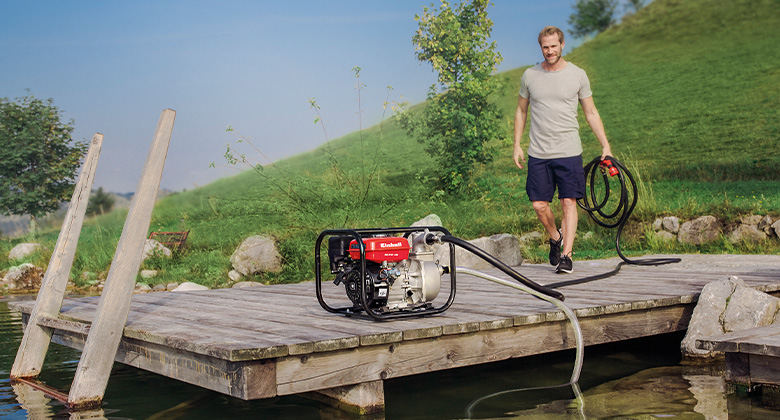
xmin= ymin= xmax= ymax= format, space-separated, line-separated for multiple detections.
xmin=698 ymin=323 xmax=780 ymax=397
xmin=11 ymin=256 xmax=780 ymax=413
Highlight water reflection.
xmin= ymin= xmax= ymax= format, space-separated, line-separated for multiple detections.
xmin=11 ymin=381 xmax=108 ymax=420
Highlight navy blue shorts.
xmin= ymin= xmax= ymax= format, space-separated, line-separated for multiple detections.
xmin=526 ymin=155 xmax=585 ymax=202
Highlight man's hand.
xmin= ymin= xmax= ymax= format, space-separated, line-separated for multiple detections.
xmin=601 ymin=144 xmax=612 ymax=161
xmin=513 ymin=146 xmax=526 ymax=169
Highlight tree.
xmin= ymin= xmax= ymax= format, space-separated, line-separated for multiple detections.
xmin=399 ymin=0 xmax=505 ymax=192
xmin=624 ymin=0 xmax=646 ymax=14
xmin=568 ymin=0 xmax=618 ymax=38
xmin=86 ymin=187 xmax=115 ymax=216
xmin=0 ymin=94 xmax=88 ymax=229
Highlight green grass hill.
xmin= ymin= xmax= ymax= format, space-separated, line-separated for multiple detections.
xmin=3 ymin=0 xmax=779 ymax=289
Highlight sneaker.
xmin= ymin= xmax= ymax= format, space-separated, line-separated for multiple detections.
xmin=556 ymin=255 xmax=573 ymax=274
xmin=549 ymin=229 xmax=562 ymax=266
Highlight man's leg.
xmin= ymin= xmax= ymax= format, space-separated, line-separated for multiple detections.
xmin=532 ymin=201 xmax=560 ymax=241
xmin=560 ymin=198 xmax=578 ymax=256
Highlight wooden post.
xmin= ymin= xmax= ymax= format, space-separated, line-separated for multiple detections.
xmin=68 ymin=109 xmax=176 ymax=409
xmin=11 ymin=133 xmax=104 ymax=379
xmin=312 ymin=381 xmax=385 ymax=415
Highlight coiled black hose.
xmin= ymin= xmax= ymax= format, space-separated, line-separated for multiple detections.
xmin=548 ymin=156 xmax=680 ymax=289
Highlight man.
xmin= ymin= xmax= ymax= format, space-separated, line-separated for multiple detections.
xmin=513 ymin=26 xmax=612 ymax=274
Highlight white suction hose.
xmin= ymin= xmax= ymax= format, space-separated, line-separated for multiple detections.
xmin=455 ymin=267 xmax=584 ymax=383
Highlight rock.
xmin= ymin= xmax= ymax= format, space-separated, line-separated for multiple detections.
xmin=489 ymin=234 xmax=523 ymax=267
xmin=411 ymin=213 xmax=442 ymax=227
xmin=81 ymin=271 xmax=97 ymax=281
xmin=142 ymin=239 xmax=172 ymax=260
xmin=135 ymin=283 xmax=151 ymax=293
xmin=678 ymin=216 xmax=721 ymax=245
xmin=1 ymin=263 xmax=44 ymax=290
xmin=740 ymin=215 xmax=763 ymax=226
xmin=172 ymin=282 xmax=209 ymax=292
xmin=152 ymin=284 xmax=167 ymax=292
xmin=652 ymin=218 xmax=663 ymax=232
xmin=434 ymin=233 xmax=522 ymax=269
xmin=518 ymin=231 xmax=543 ymax=245
xmin=662 ymin=216 xmax=680 ymax=233
xmin=230 ymin=235 xmax=283 ymax=276
xmin=681 ymin=276 xmax=741 ymax=359
xmin=729 ymin=224 xmax=767 ymax=243
xmin=228 ymin=270 xmax=244 ymax=282
xmin=773 ymin=219 xmax=780 ymax=240
xmin=232 ymin=281 xmax=264 ymax=289
xmin=8 ymin=243 xmax=45 ymax=260
xmin=757 ymin=215 xmax=773 ymax=233
xmin=166 ymin=282 xmax=179 ymax=291
xmin=722 ymin=285 xmax=779 ymax=332
xmin=654 ymin=231 xmax=676 ymax=242
xmin=140 ymin=270 xmax=158 ymax=279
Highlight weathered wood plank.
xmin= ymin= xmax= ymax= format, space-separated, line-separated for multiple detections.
xmin=275 ymin=305 xmax=692 ymax=395
xmin=11 ymin=133 xmax=103 ymax=379
xmin=48 ymin=325 xmax=276 ymax=400
xmin=69 ymin=110 xmax=176 ymax=408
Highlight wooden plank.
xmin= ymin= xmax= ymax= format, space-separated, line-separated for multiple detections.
xmin=275 ymin=304 xmax=692 ymax=395
xmin=69 ymin=109 xmax=176 ymax=409
xmin=48 ymin=326 xmax=276 ymax=400
xmin=11 ymin=133 xmax=103 ymax=379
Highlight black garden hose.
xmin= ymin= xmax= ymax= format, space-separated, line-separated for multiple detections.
xmin=437 ymin=234 xmax=565 ymax=301
xmin=547 ymin=155 xmax=680 ymax=289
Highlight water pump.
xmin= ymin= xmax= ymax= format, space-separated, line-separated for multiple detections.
xmin=315 ymin=227 xmax=456 ymax=320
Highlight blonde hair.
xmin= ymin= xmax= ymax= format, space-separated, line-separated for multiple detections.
xmin=538 ymin=26 xmax=564 ymax=45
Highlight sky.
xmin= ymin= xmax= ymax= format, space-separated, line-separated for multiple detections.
xmin=1 ymin=0 xmax=589 ymax=193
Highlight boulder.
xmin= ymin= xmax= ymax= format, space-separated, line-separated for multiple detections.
xmin=518 ymin=231 xmax=543 ymax=245
xmin=757 ymin=215 xmax=773 ymax=234
xmin=228 ymin=270 xmax=244 ymax=282
xmin=489 ymin=233 xmax=523 ymax=267
xmin=729 ymin=224 xmax=767 ymax=243
xmin=166 ymin=282 xmax=179 ymax=291
xmin=172 ymin=282 xmax=209 ymax=292
xmin=434 ymin=234 xmax=522 ymax=269
xmin=740 ymin=215 xmax=763 ymax=226
xmin=652 ymin=218 xmax=663 ymax=232
xmin=134 ymin=283 xmax=151 ymax=293
xmin=681 ymin=277 xmax=741 ymax=359
xmin=140 ymin=270 xmax=158 ymax=279
xmin=662 ymin=216 xmax=680 ymax=233
xmin=773 ymin=219 xmax=780 ymax=240
xmin=678 ymin=216 xmax=721 ymax=245
xmin=8 ymin=243 xmax=45 ymax=260
xmin=152 ymin=284 xmax=167 ymax=292
xmin=654 ymin=230 xmax=676 ymax=242
xmin=230 ymin=235 xmax=283 ymax=276
xmin=142 ymin=239 xmax=172 ymax=260
xmin=411 ymin=213 xmax=442 ymax=228
xmin=722 ymin=285 xmax=779 ymax=332
xmin=2 ymin=263 xmax=44 ymax=290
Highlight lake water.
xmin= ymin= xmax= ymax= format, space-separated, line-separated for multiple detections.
xmin=1 ymin=298 xmax=778 ymax=419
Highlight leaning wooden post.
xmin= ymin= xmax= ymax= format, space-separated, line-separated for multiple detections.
xmin=11 ymin=133 xmax=104 ymax=379
xmin=67 ymin=109 xmax=176 ymax=409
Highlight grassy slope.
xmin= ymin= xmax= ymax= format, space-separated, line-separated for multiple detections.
xmin=3 ymin=0 xmax=779 ymax=286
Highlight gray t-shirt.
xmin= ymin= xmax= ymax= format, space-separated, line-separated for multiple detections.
xmin=519 ymin=62 xmax=592 ymax=159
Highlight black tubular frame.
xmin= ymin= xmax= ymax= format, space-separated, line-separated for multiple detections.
xmin=315 ymin=226 xmax=457 ymax=321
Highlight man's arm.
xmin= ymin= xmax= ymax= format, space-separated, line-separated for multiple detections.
xmin=513 ymin=95 xmax=530 ymax=169
xmin=580 ymin=96 xmax=612 ymax=160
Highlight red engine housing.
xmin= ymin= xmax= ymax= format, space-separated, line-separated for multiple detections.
xmin=349 ymin=237 xmax=411 ymax=263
